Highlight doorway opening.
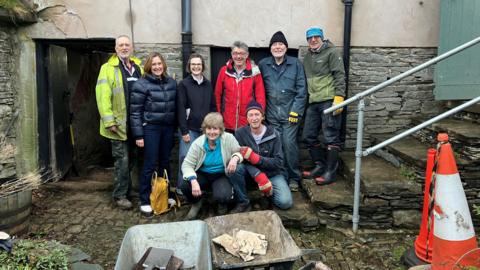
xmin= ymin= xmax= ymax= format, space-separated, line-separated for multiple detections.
xmin=35 ymin=39 xmax=115 ymax=178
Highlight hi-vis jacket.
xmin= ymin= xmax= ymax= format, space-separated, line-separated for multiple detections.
xmin=95 ymin=54 xmax=142 ymax=140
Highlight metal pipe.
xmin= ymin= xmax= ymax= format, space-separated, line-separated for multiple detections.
xmin=181 ymin=0 xmax=192 ymax=33
xmin=340 ymin=0 xmax=354 ymax=145
xmin=352 ymin=99 xmax=365 ymax=233
xmin=324 ymin=36 xmax=480 ymax=114
xmin=181 ymin=0 xmax=192 ymax=78
xmin=363 ymin=95 xmax=480 ymax=156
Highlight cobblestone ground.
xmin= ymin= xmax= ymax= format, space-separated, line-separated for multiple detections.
xmin=27 ymin=168 xmax=417 ymax=270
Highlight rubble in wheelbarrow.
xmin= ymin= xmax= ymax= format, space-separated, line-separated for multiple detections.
xmin=212 ymin=229 xmax=268 ymax=262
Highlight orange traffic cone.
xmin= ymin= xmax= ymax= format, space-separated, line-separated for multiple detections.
xmin=414 ymin=148 xmax=436 ymax=263
xmin=431 ymin=133 xmax=478 ymax=269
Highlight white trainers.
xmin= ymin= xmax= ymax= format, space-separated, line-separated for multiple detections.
xmin=140 ymin=205 xmax=153 ymax=216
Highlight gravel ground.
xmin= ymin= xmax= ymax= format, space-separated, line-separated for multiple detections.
xmin=24 ymin=168 xmax=421 ymax=270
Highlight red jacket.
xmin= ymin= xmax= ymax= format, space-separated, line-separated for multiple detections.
xmin=215 ymin=58 xmax=266 ymax=131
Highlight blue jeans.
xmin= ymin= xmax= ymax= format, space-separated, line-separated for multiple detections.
xmin=302 ymin=100 xmax=342 ymax=147
xmin=230 ymin=164 xmax=293 ymax=209
xmin=139 ymin=124 xmax=175 ymax=205
xmin=269 ymin=120 xmax=300 ymax=184
xmin=177 ymin=129 xmax=201 ymax=189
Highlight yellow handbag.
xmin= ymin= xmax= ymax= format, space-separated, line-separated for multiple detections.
xmin=149 ymin=170 xmax=179 ymax=215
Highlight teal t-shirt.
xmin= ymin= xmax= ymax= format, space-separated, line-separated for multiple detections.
xmin=200 ymin=138 xmax=224 ymax=174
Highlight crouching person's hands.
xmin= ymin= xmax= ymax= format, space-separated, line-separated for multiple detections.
xmin=240 ymin=147 xmax=261 ymax=165
xmin=226 ymin=156 xmax=240 ymax=174
xmin=191 ymin=179 xmax=202 ymax=197
xmin=254 ymin=172 xmax=273 ymax=197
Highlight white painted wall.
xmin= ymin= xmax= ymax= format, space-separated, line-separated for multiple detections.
xmin=23 ymin=0 xmax=440 ymax=48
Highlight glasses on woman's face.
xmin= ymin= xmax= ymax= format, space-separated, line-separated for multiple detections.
xmin=190 ymin=63 xmax=202 ymax=66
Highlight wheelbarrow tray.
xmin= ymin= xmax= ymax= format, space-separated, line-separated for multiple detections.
xmin=205 ymin=210 xmax=302 ymax=269
xmin=114 ymin=220 xmax=212 ymax=270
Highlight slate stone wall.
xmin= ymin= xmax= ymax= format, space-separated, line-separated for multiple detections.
xmin=299 ymin=46 xmax=444 ymax=149
xmin=0 ymin=26 xmax=17 ymax=179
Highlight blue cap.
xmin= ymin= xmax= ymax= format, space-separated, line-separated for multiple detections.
xmin=306 ymin=27 xmax=324 ymax=40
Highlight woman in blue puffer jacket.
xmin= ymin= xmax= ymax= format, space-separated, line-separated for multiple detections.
xmin=130 ymin=52 xmax=176 ymax=216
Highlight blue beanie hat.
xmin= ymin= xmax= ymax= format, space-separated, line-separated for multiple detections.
xmin=246 ymin=99 xmax=264 ymax=115
xmin=306 ymin=27 xmax=324 ymax=40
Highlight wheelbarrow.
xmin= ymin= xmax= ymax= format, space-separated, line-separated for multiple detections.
xmin=114 ymin=220 xmax=212 ymax=270
xmin=205 ymin=210 xmax=318 ymax=270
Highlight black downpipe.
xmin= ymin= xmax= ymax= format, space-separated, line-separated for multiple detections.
xmin=181 ymin=0 xmax=192 ymax=78
xmin=341 ymin=0 xmax=354 ymax=145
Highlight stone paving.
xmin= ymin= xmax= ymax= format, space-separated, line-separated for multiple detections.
xmin=27 ymin=167 xmax=418 ymax=269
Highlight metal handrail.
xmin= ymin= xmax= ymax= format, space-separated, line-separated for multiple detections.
xmin=320 ymin=36 xmax=480 ymax=233
xmin=364 ymin=96 xmax=480 ymax=156
xmin=324 ymin=36 xmax=480 ymax=114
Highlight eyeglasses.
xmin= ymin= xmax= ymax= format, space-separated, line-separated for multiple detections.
xmin=232 ymin=51 xmax=247 ymax=57
xmin=190 ymin=63 xmax=203 ymax=66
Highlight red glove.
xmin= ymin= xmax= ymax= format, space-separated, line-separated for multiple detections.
xmin=240 ymin=147 xmax=261 ymax=165
xmin=254 ymin=172 xmax=272 ymax=196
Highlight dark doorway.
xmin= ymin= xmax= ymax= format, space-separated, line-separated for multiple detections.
xmin=210 ymin=47 xmax=299 ymax=85
xmin=36 ymin=39 xmax=115 ymax=178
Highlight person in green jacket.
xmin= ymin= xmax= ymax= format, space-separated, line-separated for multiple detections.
xmin=302 ymin=27 xmax=346 ymax=186
xmin=95 ymin=35 xmax=142 ymax=209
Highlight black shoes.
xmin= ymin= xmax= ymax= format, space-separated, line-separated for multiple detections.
xmin=230 ymin=202 xmax=251 ymax=214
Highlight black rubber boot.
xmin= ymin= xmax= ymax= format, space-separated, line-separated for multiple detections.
xmin=302 ymin=145 xmax=326 ymax=178
xmin=315 ymin=146 xmax=339 ymax=185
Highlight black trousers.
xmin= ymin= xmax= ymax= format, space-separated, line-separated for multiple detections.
xmin=179 ymin=171 xmax=233 ymax=204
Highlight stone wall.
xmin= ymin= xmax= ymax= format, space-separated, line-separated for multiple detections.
xmin=135 ymin=44 xmax=211 ymax=81
xmin=347 ymin=47 xmax=444 ymax=148
xmin=300 ymin=46 xmax=444 ymax=149
xmin=0 ymin=26 xmax=17 ymax=179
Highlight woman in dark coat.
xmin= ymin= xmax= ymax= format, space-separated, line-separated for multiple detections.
xmin=176 ymin=53 xmax=216 ymax=193
xmin=130 ymin=52 xmax=176 ymax=216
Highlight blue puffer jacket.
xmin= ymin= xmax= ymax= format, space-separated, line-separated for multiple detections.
xmin=130 ymin=74 xmax=177 ymax=138
xmin=258 ymin=55 xmax=307 ymax=123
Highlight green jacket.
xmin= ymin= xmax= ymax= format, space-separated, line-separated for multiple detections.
xmin=303 ymin=40 xmax=345 ymax=103
xmin=95 ymin=54 xmax=142 ymax=140
xmin=181 ymin=133 xmax=243 ymax=180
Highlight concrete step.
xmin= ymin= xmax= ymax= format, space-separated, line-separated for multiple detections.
xmin=413 ymin=117 xmax=480 ymax=142
xmin=372 ymin=134 xmax=480 ymax=188
xmin=412 ymin=118 xmax=480 ymax=162
xmin=340 ymin=152 xmax=422 ymax=197
xmin=302 ymin=175 xmax=357 ymax=228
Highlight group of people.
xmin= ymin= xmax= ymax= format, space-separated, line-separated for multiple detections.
xmin=95 ymin=26 xmax=346 ymax=219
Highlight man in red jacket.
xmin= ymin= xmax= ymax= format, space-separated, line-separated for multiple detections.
xmin=215 ymin=41 xmax=266 ymax=132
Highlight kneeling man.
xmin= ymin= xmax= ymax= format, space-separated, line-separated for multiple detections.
xmin=230 ymin=100 xmax=293 ymax=213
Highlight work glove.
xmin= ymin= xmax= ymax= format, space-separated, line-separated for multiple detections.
xmin=240 ymin=146 xmax=261 ymax=165
xmin=332 ymin=96 xmax=344 ymax=116
xmin=254 ymin=172 xmax=273 ymax=196
xmin=288 ymin=112 xmax=299 ymax=124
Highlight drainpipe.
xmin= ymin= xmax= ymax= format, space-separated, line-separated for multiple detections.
xmin=181 ymin=0 xmax=192 ymax=78
xmin=340 ymin=0 xmax=354 ymax=144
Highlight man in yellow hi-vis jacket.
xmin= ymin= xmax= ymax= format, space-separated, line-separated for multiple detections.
xmin=96 ymin=35 xmax=142 ymax=209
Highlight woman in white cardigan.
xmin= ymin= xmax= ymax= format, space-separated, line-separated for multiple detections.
xmin=180 ymin=112 xmax=244 ymax=220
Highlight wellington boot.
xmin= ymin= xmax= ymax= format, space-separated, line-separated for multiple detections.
xmin=185 ymin=199 xmax=203 ymax=220
xmin=303 ymin=145 xmax=326 ymax=178
xmin=315 ymin=146 xmax=339 ymax=186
